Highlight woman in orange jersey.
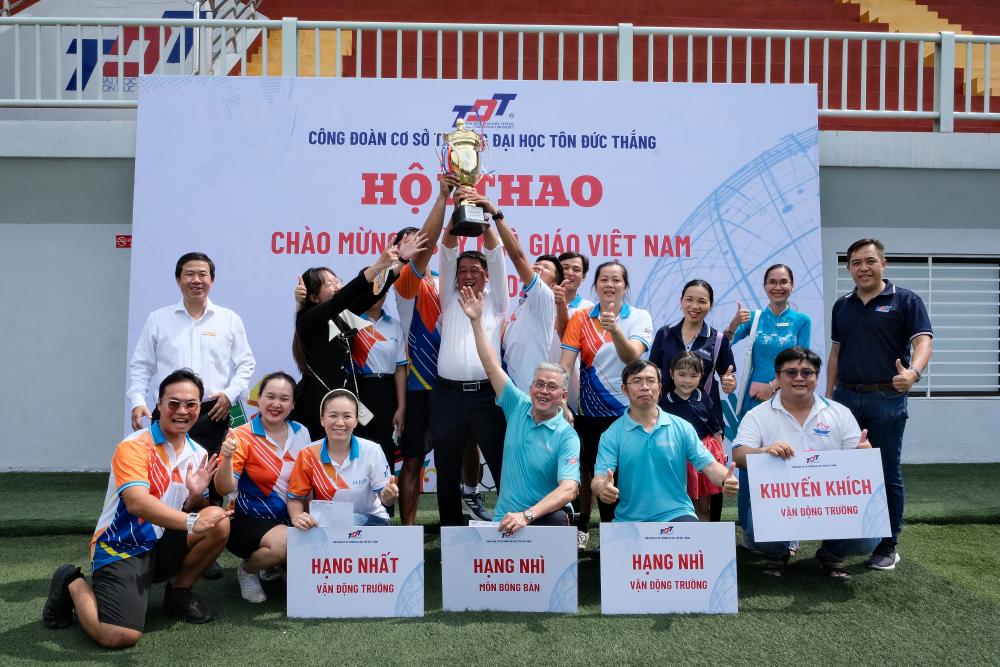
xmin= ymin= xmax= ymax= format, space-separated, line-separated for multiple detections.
xmin=287 ymin=389 xmax=399 ymax=529
xmin=215 ymin=371 xmax=311 ymax=603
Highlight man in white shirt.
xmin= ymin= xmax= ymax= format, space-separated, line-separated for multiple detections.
xmin=127 ymin=252 xmax=255 ymax=503
xmin=430 ymin=188 xmax=510 ymax=526
xmin=732 ymin=346 xmax=879 ymax=579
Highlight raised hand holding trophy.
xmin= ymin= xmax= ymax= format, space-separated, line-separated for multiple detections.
xmin=444 ymin=118 xmax=491 ymax=237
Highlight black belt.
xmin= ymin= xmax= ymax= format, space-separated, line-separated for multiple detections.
xmin=436 ymin=376 xmax=491 ymax=392
xmin=357 ymin=373 xmax=394 ymax=380
xmin=838 ymin=382 xmax=898 ymax=393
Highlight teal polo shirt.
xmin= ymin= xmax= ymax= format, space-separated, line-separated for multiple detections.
xmin=596 ymin=408 xmax=716 ymax=522
xmin=493 ymin=378 xmax=581 ymax=519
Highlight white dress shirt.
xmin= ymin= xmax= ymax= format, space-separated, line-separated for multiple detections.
xmin=127 ymin=299 xmax=255 ymax=410
xmin=437 ymin=244 xmax=509 ymax=381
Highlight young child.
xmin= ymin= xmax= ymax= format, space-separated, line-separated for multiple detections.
xmin=660 ymin=351 xmax=726 ymax=522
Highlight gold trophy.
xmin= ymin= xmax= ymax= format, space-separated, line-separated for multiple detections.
xmin=444 ymin=118 xmax=490 ymax=237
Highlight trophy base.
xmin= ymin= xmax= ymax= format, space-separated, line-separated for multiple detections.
xmin=448 ymin=204 xmax=490 ymax=237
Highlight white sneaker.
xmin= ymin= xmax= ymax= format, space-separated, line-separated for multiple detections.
xmin=577 ymin=530 xmax=589 ymax=551
xmin=237 ymin=563 xmax=266 ymax=603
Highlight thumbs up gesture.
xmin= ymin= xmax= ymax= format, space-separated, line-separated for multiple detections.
xmin=721 ymin=365 xmax=737 ymax=394
xmin=599 ymin=305 xmax=618 ymax=334
xmin=294 ymin=275 xmax=307 ymax=305
xmin=553 ymin=279 xmax=569 ymax=307
xmin=857 ymin=428 xmax=872 ymax=449
xmin=721 ymin=462 xmax=739 ymax=496
xmin=728 ymin=301 xmax=751 ymax=335
xmin=380 ymin=475 xmax=399 ymax=506
xmin=597 ymin=469 xmax=619 ymax=504
xmin=219 ymin=429 xmax=238 ymax=459
xmin=892 ymin=359 xmax=918 ymax=393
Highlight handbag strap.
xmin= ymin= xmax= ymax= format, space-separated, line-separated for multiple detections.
xmin=702 ymin=330 xmax=724 ymax=394
xmin=734 ymin=310 xmax=762 ymax=414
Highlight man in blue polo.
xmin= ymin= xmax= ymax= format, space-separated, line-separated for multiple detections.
xmin=592 ymin=360 xmax=737 ymax=523
xmin=458 ymin=286 xmax=580 ymax=533
xmin=826 ymin=238 xmax=933 ymax=571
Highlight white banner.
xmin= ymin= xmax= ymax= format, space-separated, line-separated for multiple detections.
xmin=287 ymin=525 xmax=424 ymax=618
xmin=129 ymin=77 xmax=823 ymax=485
xmin=600 ymin=522 xmax=738 ymax=614
xmin=440 ymin=526 xmax=577 ymax=612
xmin=747 ymin=448 xmax=890 ymax=542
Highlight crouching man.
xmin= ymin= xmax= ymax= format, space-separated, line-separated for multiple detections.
xmin=459 ymin=286 xmax=580 ymax=533
xmin=43 ymin=369 xmax=232 ymax=648
xmin=733 ymin=347 xmax=879 ymax=579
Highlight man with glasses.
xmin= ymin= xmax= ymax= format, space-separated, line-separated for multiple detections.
xmin=43 ymin=370 xmax=232 ymax=647
xmin=825 ymin=238 xmax=933 ymax=571
xmin=592 ymin=360 xmax=737 ymax=524
xmin=458 ymin=286 xmax=580 ymax=532
xmin=733 ymin=346 xmax=878 ymax=578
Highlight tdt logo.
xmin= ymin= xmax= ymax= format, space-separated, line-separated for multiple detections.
xmin=65 ymin=11 xmax=206 ymax=91
xmin=348 ymin=530 xmax=363 ymax=539
xmin=451 ymin=93 xmax=517 ymax=125
xmin=875 ymin=305 xmax=892 ymax=313
xmin=501 ymin=529 xmax=516 ymax=538
xmin=805 ymin=454 xmax=820 ymax=463
xmin=659 ymin=526 xmax=673 ymax=535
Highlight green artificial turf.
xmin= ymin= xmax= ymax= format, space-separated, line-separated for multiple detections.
xmin=3 ymin=527 xmax=999 ymax=666
xmin=2 ymin=467 xmax=999 ymax=665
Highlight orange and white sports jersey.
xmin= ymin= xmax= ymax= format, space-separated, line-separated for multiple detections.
xmin=287 ymin=436 xmax=390 ymax=521
xmin=561 ymin=303 xmax=653 ymax=418
xmin=230 ymin=414 xmax=311 ymax=521
xmin=351 ymin=310 xmax=406 ymax=376
xmin=90 ymin=422 xmax=207 ymax=572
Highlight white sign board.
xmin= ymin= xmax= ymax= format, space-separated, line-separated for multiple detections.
xmin=600 ymin=522 xmax=738 ymax=615
xmin=440 ymin=526 xmax=577 ymax=612
xmin=287 ymin=526 xmax=424 ymax=618
xmin=129 ymin=76 xmax=824 ymax=486
xmin=747 ymin=448 xmax=890 ymax=542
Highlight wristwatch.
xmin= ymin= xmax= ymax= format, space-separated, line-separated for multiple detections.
xmin=522 ymin=509 xmax=535 ymax=524
xmin=493 ymin=209 xmax=504 ymax=220
xmin=186 ymin=512 xmax=200 ymax=534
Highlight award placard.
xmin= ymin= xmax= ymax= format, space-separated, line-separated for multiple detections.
xmin=441 ymin=526 xmax=577 ymax=612
xmin=747 ymin=448 xmax=890 ymax=542
xmin=287 ymin=526 xmax=424 ymax=618
xmin=600 ymin=522 xmax=738 ymax=615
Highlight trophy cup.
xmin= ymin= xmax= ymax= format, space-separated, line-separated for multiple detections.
xmin=444 ymin=118 xmax=490 ymax=237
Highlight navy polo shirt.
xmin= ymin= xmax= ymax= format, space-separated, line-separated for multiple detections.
xmin=831 ymin=280 xmax=933 ymax=385
xmin=659 ymin=389 xmax=721 ymax=440
xmin=649 ymin=320 xmax=735 ymax=427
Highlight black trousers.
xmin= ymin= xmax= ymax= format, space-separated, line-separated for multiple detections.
xmin=429 ymin=382 xmax=506 ymax=526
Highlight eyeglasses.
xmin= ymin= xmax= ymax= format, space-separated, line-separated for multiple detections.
xmin=531 ymin=380 xmax=563 ymax=393
xmin=626 ymin=377 xmax=660 ymax=387
xmin=164 ymin=399 xmax=200 ymax=411
xmin=779 ymin=368 xmax=817 ymax=379
xmin=766 ymin=279 xmax=792 ymax=287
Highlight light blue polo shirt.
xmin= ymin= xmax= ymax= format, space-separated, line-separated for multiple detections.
xmin=492 ymin=378 xmax=581 ymax=520
xmin=596 ymin=408 xmax=716 ymax=522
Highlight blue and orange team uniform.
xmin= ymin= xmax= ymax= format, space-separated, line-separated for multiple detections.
xmin=561 ymin=303 xmax=654 ymax=417
xmin=90 ymin=422 xmax=208 ymax=571
xmin=287 ymin=436 xmax=391 ymax=520
xmin=230 ymin=414 xmax=311 ymax=521
xmin=394 ymin=261 xmax=441 ymax=391
xmin=351 ymin=311 xmax=407 ymax=375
